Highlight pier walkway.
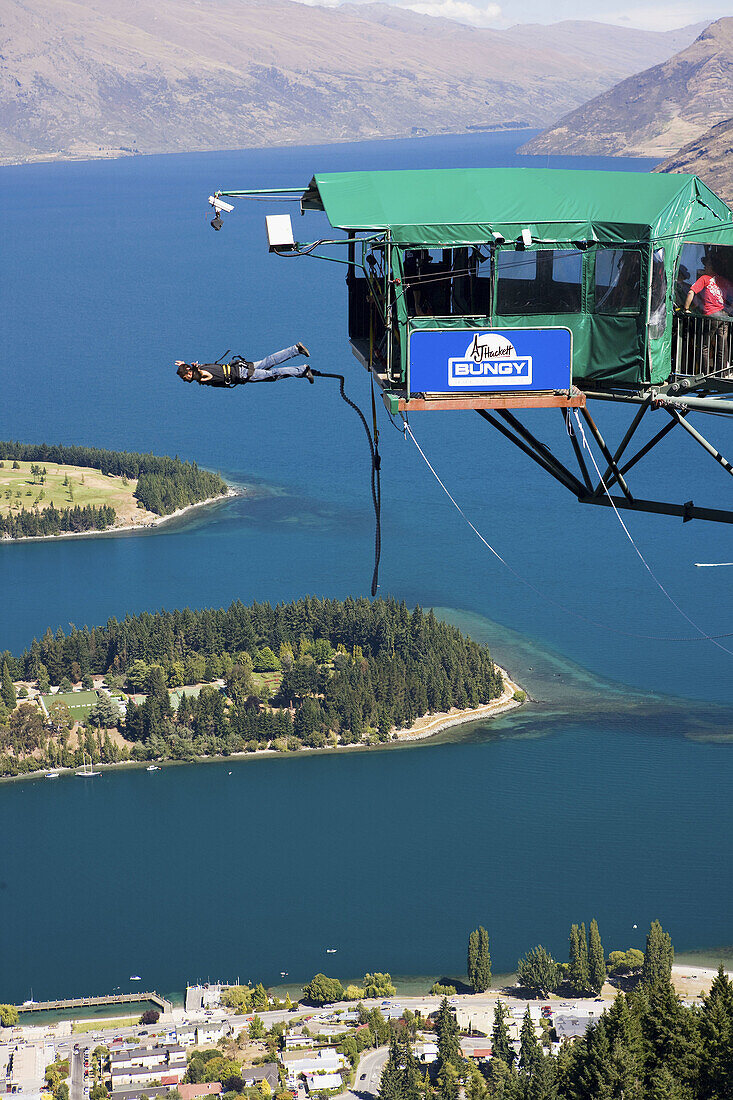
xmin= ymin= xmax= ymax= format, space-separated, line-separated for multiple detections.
xmin=17 ymin=991 xmax=173 ymax=1014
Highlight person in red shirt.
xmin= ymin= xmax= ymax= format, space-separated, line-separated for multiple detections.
xmin=684 ymin=255 xmax=732 ymax=318
xmin=683 ymin=255 xmax=732 ymax=374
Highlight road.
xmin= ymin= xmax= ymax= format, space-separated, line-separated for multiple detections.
xmin=69 ymin=1047 xmax=87 ymax=1100
xmin=340 ymin=1046 xmax=388 ymax=1100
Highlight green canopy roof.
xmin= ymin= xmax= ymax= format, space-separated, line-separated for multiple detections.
xmin=303 ymin=167 xmax=732 ymax=246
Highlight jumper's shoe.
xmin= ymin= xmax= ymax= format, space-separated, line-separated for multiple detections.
xmin=303 ymin=366 xmax=315 ymax=384
xmin=297 ymin=342 xmax=310 ymax=357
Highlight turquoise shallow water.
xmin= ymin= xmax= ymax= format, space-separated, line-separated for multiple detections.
xmin=0 ymin=131 xmax=731 ymax=1002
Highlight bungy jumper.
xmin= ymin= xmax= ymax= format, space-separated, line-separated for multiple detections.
xmin=207 ymin=168 xmax=733 ymax=529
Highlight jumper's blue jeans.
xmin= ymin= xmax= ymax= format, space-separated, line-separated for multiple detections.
xmin=235 ymin=345 xmax=307 ymax=382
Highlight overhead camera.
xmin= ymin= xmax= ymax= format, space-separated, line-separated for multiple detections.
xmin=208 ymin=194 xmax=234 ymax=231
xmin=492 ymin=231 xmax=505 ymax=245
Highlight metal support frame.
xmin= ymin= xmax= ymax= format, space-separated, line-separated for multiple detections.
xmin=666 ymin=408 xmax=733 ymax=478
xmin=476 ymin=409 xmax=585 ymax=496
xmin=475 ymin=395 xmax=733 ymax=524
xmin=578 ymin=407 xmax=635 ymax=502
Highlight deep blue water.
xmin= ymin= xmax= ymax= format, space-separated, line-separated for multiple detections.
xmin=1 ymin=131 xmax=731 ymax=1002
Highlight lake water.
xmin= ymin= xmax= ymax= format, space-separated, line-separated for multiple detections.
xmin=1 ymin=131 xmax=731 ymax=1004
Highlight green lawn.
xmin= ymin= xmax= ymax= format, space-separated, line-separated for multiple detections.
xmin=252 ymin=671 xmax=283 ymax=691
xmin=0 ymin=460 xmax=138 ymax=518
xmin=39 ymin=690 xmax=99 ymax=721
xmin=72 ymin=1016 xmax=138 ymax=1033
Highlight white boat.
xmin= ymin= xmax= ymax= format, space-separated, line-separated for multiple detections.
xmin=22 ymin=999 xmax=38 ymax=1007
xmin=146 ymin=765 xmax=160 ymax=772
xmin=326 ymin=948 xmax=337 ymax=954
xmin=45 ymin=770 xmax=60 ymax=779
xmin=129 ymin=975 xmax=142 ymax=981
xmin=76 ymin=753 xmax=101 ymax=777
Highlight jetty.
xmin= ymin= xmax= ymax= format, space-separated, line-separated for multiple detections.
xmin=17 ymin=991 xmax=172 ymax=1014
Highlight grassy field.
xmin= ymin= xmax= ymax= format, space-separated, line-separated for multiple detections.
xmin=39 ymin=690 xmax=99 ymax=722
xmin=252 ymin=672 xmax=283 ymax=690
xmin=0 ymin=460 xmax=148 ymax=525
xmin=72 ymin=1016 xmax=138 ymax=1034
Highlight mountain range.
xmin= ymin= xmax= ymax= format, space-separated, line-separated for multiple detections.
xmin=521 ymin=17 xmax=733 ymax=159
xmin=654 ymin=117 xmax=733 ymax=205
xmin=0 ymin=0 xmax=706 ymax=165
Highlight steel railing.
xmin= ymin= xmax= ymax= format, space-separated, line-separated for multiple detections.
xmin=672 ymin=312 xmax=732 ymax=379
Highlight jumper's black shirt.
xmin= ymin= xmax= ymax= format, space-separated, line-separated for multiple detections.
xmin=192 ymin=361 xmax=246 ymax=387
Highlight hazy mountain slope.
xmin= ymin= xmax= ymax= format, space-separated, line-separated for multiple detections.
xmin=355 ymin=8 xmax=704 ymax=73
xmin=0 ymin=0 xmax=708 ymax=164
xmin=654 ymin=117 xmax=733 ymax=205
xmin=520 ymin=17 xmax=733 ymax=158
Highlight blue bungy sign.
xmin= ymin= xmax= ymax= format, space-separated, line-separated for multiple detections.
xmin=408 ymin=328 xmax=572 ymax=394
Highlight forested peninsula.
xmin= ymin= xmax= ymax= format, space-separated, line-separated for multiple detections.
xmin=0 ymin=598 xmax=515 ymax=777
xmin=0 ymin=442 xmax=228 ymax=539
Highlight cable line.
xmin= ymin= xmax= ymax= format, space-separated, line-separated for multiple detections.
xmin=571 ymin=409 xmax=733 ymax=658
xmin=403 ymin=420 xmax=733 ymax=646
xmin=313 ymin=371 xmax=381 ymax=597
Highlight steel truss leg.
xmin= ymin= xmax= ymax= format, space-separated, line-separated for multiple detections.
xmin=591 ymin=400 xmax=648 ymax=496
xmin=608 ymin=417 xmax=681 ymax=488
xmin=667 ymin=408 xmax=733 ymax=478
xmin=561 ymin=409 xmax=593 ymax=492
xmin=476 ymin=409 xmax=585 ymax=496
xmin=579 ymin=408 xmax=634 ymax=501
xmin=476 ymin=401 xmax=733 ymax=525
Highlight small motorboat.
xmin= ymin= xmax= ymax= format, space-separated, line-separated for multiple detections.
xmin=326 ymin=949 xmax=337 ymax=954
xmin=129 ymin=975 xmax=142 ymax=981
xmin=45 ymin=770 xmax=60 ymax=779
xmin=146 ymin=765 xmax=160 ymax=772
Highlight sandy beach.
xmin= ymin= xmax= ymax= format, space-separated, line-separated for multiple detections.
xmin=671 ymin=963 xmax=733 ymax=998
xmin=393 ymin=664 xmax=523 ymax=742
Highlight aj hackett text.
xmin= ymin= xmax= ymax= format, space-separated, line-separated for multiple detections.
xmin=448 ymin=332 xmax=533 ymax=387
xmin=468 ymin=334 xmax=515 ymax=360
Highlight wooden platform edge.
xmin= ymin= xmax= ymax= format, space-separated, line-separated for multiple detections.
xmin=386 ymin=390 xmax=586 ymax=413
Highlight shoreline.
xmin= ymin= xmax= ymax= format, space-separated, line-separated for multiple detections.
xmin=13 ymin=964 xmax=733 ymax=1026
xmin=0 ymin=486 xmax=241 ymax=545
xmin=0 ymin=127 xmax=538 ymax=172
xmin=0 ymin=664 xmax=524 ymax=785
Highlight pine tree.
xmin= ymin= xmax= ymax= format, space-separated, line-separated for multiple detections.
xmin=525 ymin=1052 xmax=557 ymax=1100
xmin=642 ymin=920 xmax=674 ymax=990
xmin=379 ymin=1032 xmax=421 ymax=1100
xmin=475 ymin=926 xmax=492 ymax=992
xmin=578 ymin=1017 xmax=615 ymax=1100
xmin=605 ymin=992 xmax=644 ymax=1095
xmin=467 ymin=929 xmax=479 ymax=992
xmin=698 ymin=964 xmax=733 ymax=1100
xmin=642 ymin=980 xmax=700 ymax=1095
xmin=437 ymin=1063 xmax=460 ymax=1100
xmin=519 ymin=1007 xmax=541 ymax=1079
xmin=436 ymin=997 xmax=462 ymax=1071
xmin=588 ymin=918 xmax=607 ymax=996
xmin=492 ymin=1000 xmax=515 ymax=1067
xmin=647 ymin=1063 xmax=687 ymax=1100
xmin=464 ymin=1064 xmax=487 ymax=1100
xmin=1 ymin=663 xmax=16 ymax=710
